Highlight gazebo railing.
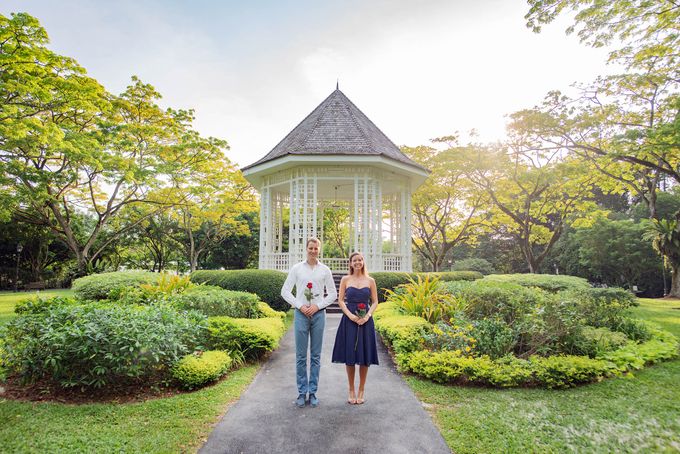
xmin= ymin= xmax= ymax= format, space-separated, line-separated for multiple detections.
xmin=261 ymin=252 xmax=410 ymax=272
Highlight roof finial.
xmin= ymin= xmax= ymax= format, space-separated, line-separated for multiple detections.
xmin=336 ymin=79 xmax=339 ymax=90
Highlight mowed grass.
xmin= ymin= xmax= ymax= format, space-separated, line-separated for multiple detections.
xmin=0 ymin=364 xmax=260 ymax=453
xmin=406 ymin=297 xmax=680 ymax=454
xmin=0 ymin=289 xmax=73 ymax=326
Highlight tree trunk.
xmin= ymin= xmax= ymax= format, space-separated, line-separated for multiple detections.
xmin=669 ymin=264 xmax=680 ymax=298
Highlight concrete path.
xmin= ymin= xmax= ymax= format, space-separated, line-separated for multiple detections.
xmin=199 ymin=313 xmax=451 ymax=454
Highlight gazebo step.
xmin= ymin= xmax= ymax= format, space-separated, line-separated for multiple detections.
xmin=326 ymin=302 xmax=343 ymax=314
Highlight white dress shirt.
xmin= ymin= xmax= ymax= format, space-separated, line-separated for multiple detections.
xmin=281 ymin=260 xmax=337 ymax=310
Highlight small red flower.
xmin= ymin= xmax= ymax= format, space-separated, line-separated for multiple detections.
xmin=307 ymin=282 xmax=313 ymax=289
xmin=358 ymin=303 xmax=366 ymax=310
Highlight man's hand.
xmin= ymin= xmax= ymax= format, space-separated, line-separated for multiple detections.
xmin=307 ymin=304 xmax=320 ymax=316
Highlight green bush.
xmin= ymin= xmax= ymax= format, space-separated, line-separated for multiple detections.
xmin=205 ymin=316 xmax=285 ymax=359
xmin=72 ymin=271 xmax=160 ymax=300
xmin=171 ymin=350 xmax=232 ymax=390
xmin=559 ymin=287 xmax=638 ymax=330
xmin=372 ymin=271 xmax=481 ymax=303
xmin=451 ymin=258 xmax=495 ymax=275
xmin=529 ymin=354 xmax=613 ymax=388
xmin=599 ymin=324 xmax=678 ymax=371
xmin=572 ymin=326 xmax=629 ymax=357
xmin=191 ymin=270 xmax=288 ymax=311
xmin=373 ymin=313 xmax=431 ymax=355
xmin=373 ymin=301 xmax=403 ymax=321
xmin=469 ymin=318 xmax=516 ymax=359
xmin=14 ymin=296 xmax=80 ymax=315
xmin=484 ymin=273 xmax=591 ymax=293
xmin=385 ymin=275 xmax=459 ymax=323
xmin=256 ymin=301 xmax=286 ymax=318
xmin=1 ymin=304 xmax=206 ymax=388
xmin=422 ymin=321 xmax=477 ymax=355
xmin=170 ymin=286 xmax=260 ymax=318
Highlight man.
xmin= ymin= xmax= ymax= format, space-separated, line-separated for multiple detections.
xmin=281 ymin=237 xmax=337 ymax=408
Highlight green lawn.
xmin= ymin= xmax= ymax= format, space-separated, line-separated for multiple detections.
xmin=407 ymin=297 xmax=680 ymax=453
xmin=0 ymin=289 xmax=73 ymax=326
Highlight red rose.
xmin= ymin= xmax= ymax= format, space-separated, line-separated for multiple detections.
xmin=307 ymin=282 xmax=313 ymax=289
xmin=358 ymin=303 xmax=366 ymax=310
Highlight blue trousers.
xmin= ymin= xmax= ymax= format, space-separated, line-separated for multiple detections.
xmin=294 ymin=309 xmax=325 ymax=394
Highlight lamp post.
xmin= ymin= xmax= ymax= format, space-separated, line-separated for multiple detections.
xmin=14 ymin=243 xmax=23 ymax=292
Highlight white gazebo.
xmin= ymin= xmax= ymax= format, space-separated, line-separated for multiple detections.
xmin=242 ymin=88 xmax=429 ymax=273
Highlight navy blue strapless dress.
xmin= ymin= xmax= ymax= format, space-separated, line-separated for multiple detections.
xmin=331 ymin=287 xmax=379 ymax=366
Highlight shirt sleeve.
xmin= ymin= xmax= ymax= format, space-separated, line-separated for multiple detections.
xmin=281 ymin=265 xmax=301 ymax=309
xmin=320 ymin=267 xmax=337 ymax=309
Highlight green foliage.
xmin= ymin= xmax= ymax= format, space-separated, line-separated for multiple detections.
xmin=1 ymin=304 xmax=206 ymax=388
xmin=191 ymin=270 xmax=288 ymax=311
xmin=422 ymin=321 xmax=477 ymax=355
xmin=140 ymin=273 xmax=195 ymax=296
xmin=373 ymin=313 xmax=431 ymax=356
xmin=205 ymin=316 xmax=285 ymax=359
xmin=385 ymin=275 xmax=460 ymax=323
xmin=372 ymin=301 xmax=403 ymax=321
xmin=451 ymin=258 xmax=495 ymax=275
xmin=256 ymin=301 xmax=286 ymax=319
xmin=14 ymin=296 xmax=80 ymax=315
xmin=483 ymin=273 xmax=590 ymax=293
xmin=571 ymin=326 xmax=630 ymax=357
xmin=529 ymin=355 xmax=613 ymax=389
xmin=72 ymin=271 xmax=159 ymax=300
xmin=372 ymin=271 xmax=481 ymax=303
xmin=469 ymin=318 xmax=516 ymax=359
xmin=171 ymin=350 xmax=232 ymax=390
xmin=599 ymin=324 xmax=679 ymax=371
xmin=560 ymin=287 xmax=638 ymax=330
xmin=171 ymin=286 xmax=260 ymax=318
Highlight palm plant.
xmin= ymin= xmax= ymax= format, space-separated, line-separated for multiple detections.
xmin=644 ymin=213 xmax=680 ymax=297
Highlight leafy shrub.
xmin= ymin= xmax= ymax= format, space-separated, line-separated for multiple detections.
xmin=372 ymin=271 xmax=481 ymax=302
xmin=615 ymin=317 xmax=652 ymax=341
xmin=444 ymin=280 xmax=548 ymax=328
xmin=529 ymin=355 xmax=613 ymax=388
xmin=140 ymin=273 xmax=195 ymax=296
xmin=386 ymin=275 xmax=460 ymax=323
xmin=451 ymin=258 xmax=495 ymax=275
xmin=571 ymin=326 xmax=629 ymax=357
xmin=72 ymin=271 xmax=159 ymax=300
xmin=256 ymin=301 xmax=286 ymax=318
xmin=14 ymin=296 xmax=80 ymax=315
xmin=206 ymin=316 xmax=285 ymax=359
xmin=484 ymin=273 xmax=591 ymax=293
xmin=191 ymin=270 xmax=288 ymax=311
xmin=599 ymin=324 xmax=678 ymax=371
xmin=171 ymin=350 xmax=232 ymax=390
xmin=373 ymin=313 xmax=431 ymax=355
xmin=373 ymin=301 xmax=403 ymax=321
xmin=560 ymin=287 xmax=638 ymax=330
xmin=470 ymin=318 xmax=516 ymax=359
xmin=1 ymin=304 xmax=206 ymax=388
xmin=171 ymin=286 xmax=260 ymax=318
xmin=422 ymin=321 xmax=477 ymax=355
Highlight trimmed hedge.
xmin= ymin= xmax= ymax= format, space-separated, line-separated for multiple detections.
xmin=170 ymin=285 xmax=260 ymax=318
xmin=205 ymin=316 xmax=286 ymax=359
xmin=1 ymin=304 xmax=206 ymax=388
xmin=256 ymin=301 xmax=286 ymax=318
xmin=171 ymin=350 xmax=232 ymax=390
xmin=483 ymin=273 xmax=591 ymax=293
xmin=72 ymin=271 xmax=160 ymax=300
xmin=191 ymin=270 xmax=288 ymax=311
xmin=373 ymin=312 xmax=431 ymax=355
xmin=371 ymin=271 xmax=482 ymax=302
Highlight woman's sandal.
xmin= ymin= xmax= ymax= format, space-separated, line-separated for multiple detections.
xmin=348 ymin=391 xmax=357 ymax=405
xmin=357 ymin=390 xmax=365 ymax=405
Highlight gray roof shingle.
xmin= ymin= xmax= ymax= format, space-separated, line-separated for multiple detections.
xmin=243 ymin=89 xmax=426 ymax=171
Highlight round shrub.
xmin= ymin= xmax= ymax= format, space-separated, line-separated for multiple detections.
xmin=470 ymin=318 xmax=516 ymax=359
xmin=206 ymin=316 xmax=286 ymax=359
xmin=171 ymin=350 xmax=232 ymax=390
xmin=572 ymin=326 xmax=629 ymax=357
xmin=483 ymin=273 xmax=591 ymax=293
xmin=451 ymin=258 xmax=495 ymax=275
xmin=372 ymin=271 xmax=482 ymax=303
xmin=170 ymin=286 xmax=260 ymax=318
xmin=1 ymin=304 xmax=206 ymax=388
xmin=256 ymin=301 xmax=286 ymax=318
xmin=14 ymin=296 xmax=80 ymax=315
xmin=559 ymin=287 xmax=638 ymax=330
xmin=191 ymin=270 xmax=288 ymax=311
xmin=72 ymin=271 xmax=160 ymax=300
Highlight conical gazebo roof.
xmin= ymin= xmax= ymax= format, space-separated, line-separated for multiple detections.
xmin=242 ymin=89 xmax=426 ymax=172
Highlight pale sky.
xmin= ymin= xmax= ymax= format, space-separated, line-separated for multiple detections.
xmin=2 ymin=1 xmax=612 ymax=167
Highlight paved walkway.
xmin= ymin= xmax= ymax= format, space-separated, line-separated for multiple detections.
xmin=199 ymin=313 xmax=451 ymax=454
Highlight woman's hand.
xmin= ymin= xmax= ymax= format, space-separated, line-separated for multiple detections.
xmin=356 ymin=316 xmax=368 ymax=326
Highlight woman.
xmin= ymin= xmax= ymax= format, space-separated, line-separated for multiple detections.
xmin=331 ymin=251 xmax=379 ymax=404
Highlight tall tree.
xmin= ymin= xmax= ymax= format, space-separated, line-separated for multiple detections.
xmin=464 ymin=144 xmax=598 ymax=273
xmin=0 ymin=14 xmax=230 ymax=274
xmin=405 ymin=138 xmax=488 ymax=271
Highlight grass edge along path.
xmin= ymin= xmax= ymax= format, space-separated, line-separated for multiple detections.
xmin=404 ymin=298 xmax=680 ymax=454
xmin=0 ymin=363 xmax=261 ymax=453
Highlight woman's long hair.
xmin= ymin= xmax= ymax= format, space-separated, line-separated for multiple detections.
xmin=348 ymin=252 xmax=368 ymax=276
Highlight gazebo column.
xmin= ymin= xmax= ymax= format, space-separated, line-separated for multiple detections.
xmin=354 ymin=175 xmax=383 ymax=271
xmin=289 ymin=171 xmax=318 ymax=265
xmin=259 ymin=184 xmax=273 ymax=270
xmin=401 ymin=185 xmax=413 ymax=272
